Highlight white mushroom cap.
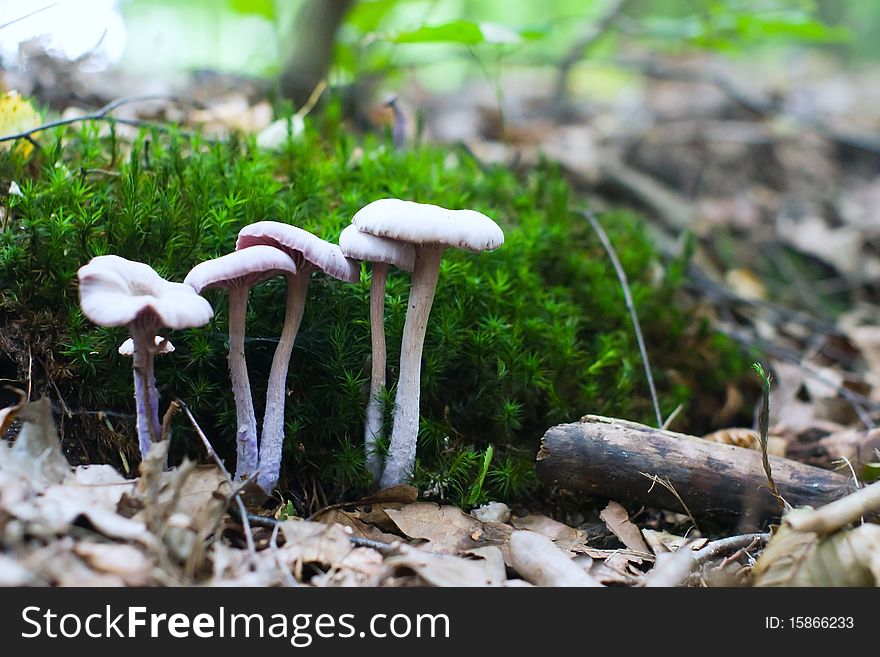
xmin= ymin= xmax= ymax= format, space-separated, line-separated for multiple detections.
xmin=78 ymin=255 xmax=214 ymax=330
xmin=352 ymin=198 xmax=504 ymax=252
xmin=236 ymin=221 xmax=359 ymax=282
xmin=118 ymin=336 xmax=175 ymax=356
xmin=183 ymin=245 xmax=298 ymax=293
xmin=339 ymin=225 xmax=415 ymax=272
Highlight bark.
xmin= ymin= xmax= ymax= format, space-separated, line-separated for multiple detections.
xmin=536 ymin=415 xmax=854 ymax=528
xmin=279 ymin=0 xmax=355 ymax=105
xmin=257 ymin=272 xmax=310 ymax=494
xmin=380 ymin=246 xmax=443 ymax=487
xmin=364 ymin=262 xmax=388 ymax=481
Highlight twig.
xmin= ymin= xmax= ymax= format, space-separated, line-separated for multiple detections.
xmin=160 ymin=399 xmax=179 ymax=442
xmin=641 ymin=472 xmax=700 ymax=533
xmin=350 ymin=535 xmax=399 ymax=554
xmin=295 ymin=79 xmax=327 ymax=120
xmin=660 ymin=403 xmax=683 ymax=430
xmin=0 ymin=94 xmax=202 ymax=144
xmin=693 ymin=532 xmax=768 ymax=564
xmin=176 ymin=398 xmax=257 ymax=566
xmin=270 ymin=524 xmax=299 ymax=587
xmin=581 ymin=209 xmax=663 ymax=427
xmin=0 ymin=2 xmax=58 ymax=30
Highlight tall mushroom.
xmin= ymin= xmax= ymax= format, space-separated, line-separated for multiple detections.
xmin=236 ymin=221 xmax=358 ymax=493
xmin=183 ymin=246 xmax=298 ymax=482
xmin=339 ymin=224 xmax=415 ymax=481
xmin=77 ymin=255 xmax=213 ymax=459
xmin=352 ymin=199 xmax=504 ymax=487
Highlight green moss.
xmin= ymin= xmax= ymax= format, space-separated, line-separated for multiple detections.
xmin=0 ymin=109 xmax=752 ymax=508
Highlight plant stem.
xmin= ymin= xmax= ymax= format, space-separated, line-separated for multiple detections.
xmin=257 ymin=272 xmax=310 ymax=493
xmin=227 ymin=285 xmax=259 ymax=482
xmin=130 ymin=327 xmax=161 ymax=458
xmin=365 ymin=262 xmax=389 ymax=482
xmin=380 ymin=246 xmax=442 ymax=488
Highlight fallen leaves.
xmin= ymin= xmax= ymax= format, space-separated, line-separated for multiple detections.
xmin=2 ymin=392 xmax=876 ymax=587
xmin=599 ymin=501 xmax=651 ymax=555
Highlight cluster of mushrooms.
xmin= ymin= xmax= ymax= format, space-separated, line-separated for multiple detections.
xmin=77 ymin=199 xmax=504 ymax=494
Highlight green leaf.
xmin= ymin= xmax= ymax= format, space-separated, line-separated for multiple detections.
xmin=229 ymin=0 xmax=276 ymax=21
xmin=386 ymin=20 xmax=537 ymax=46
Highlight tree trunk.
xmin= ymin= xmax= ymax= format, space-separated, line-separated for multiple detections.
xmin=280 ymin=0 xmax=355 ymax=105
xmin=536 ymin=415 xmax=854 ymax=529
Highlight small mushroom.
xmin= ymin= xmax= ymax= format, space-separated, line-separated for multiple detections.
xmin=118 ymin=335 xmax=175 ymax=356
xmin=77 ymin=255 xmax=213 ymax=458
xmin=352 ymin=199 xmax=504 ymax=487
xmin=184 ymin=246 xmax=298 ymax=482
xmin=236 ymin=221 xmax=358 ymax=493
xmin=119 ymin=336 xmax=174 ymax=450
xmin=339 ymin=224 xmax=415 ymax=481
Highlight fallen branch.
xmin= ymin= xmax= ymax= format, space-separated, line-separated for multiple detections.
xmin=785 ymin=479 xmax=880 ymax=535
xmin=536 ymin=415 xmax=854 ymax=527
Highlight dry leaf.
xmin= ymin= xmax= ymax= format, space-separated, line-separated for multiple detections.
xmin=599 ymin=501 xmax=651 ymax=554
xmin=73 ymin=542 xmax=154 ymax=585
xmin=470 ymin=501 xmax=510 ymax=524
xmin=0 ymin=387 xmax=26 ymax=436
xmin=509 ymin=514 xmax=587 ymax=554
xmin=588 ymin=552 xmax=645 ymax=586
xmin=643 ymin=529 xmax=707 ymax=553
xmin=753 ymin=509 xmax=880 ymax=586
xmin=319 ymin=508 xmax=402 ymax=545
xmin=2 ymin=398 xmax=70 ymax=483
xmin=278 ymin=520 xmax=356 ymax=573
xmin=384 ymin=502 xmax=487 ymax=553
xmin=703 ymin=427 xmax=786 ymax=456
xmin=0 ymin=553 xmax=36 ymax=586
xmin=0 ymin=90 xmax=41 ymax=157
xmin=312 ymin=548 xmax=385 ymax=587
xmin=381 ymin=544 xmax=505 ymax=587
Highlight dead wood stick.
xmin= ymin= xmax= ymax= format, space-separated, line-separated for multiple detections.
xmin=536 ymin=415 xmax=854 ymax=527
xmin=785 ymin=479 xmax=880 ymax=535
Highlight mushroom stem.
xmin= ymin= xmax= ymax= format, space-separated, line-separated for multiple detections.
xmin=380 ymin=245 xmax=443 ymax=487
xmin=227 ymin=285 xmax=259 ymax=481
xmin=257 ymin=271 xmax=310 ymax=493
xmin=130 ymin=326 xmax=162 ymax=458
xmin=365 ymin=261 xmax=389 ymax=481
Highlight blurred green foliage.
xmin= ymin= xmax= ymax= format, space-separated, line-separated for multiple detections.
xmin=118 ymin=0 xmax=857 ymax=86
xmin=0 ymin=107 xmax=750 ymax=508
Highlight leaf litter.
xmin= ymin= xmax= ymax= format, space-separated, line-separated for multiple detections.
xmin=2 ymin=394 xmax=879 ymax=586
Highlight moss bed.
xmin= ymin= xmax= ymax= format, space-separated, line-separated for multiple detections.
xmin=0 ymin=106 xmax=752 ymax=512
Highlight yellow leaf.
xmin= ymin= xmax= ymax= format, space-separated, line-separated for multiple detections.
xmin=0 ymin=90 xmax=42 ymax=158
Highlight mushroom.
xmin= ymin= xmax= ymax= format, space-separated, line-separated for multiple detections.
xmin=118 ymin=335 xmax=175 ymax=356
xmin=236 ymin=221 xmax=358 ymax=493
xmin=119 ymin=336 xmax=174 ymax=454
xmin=339 ymin=224 xmax=415 ymax=481
xmin=352 ymin=199 xmax=504 ymax=487
xmin=183 ymin=246 xmax=298 ymax=482
xmin=77 ymin=255 xmax=213 ymax=458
